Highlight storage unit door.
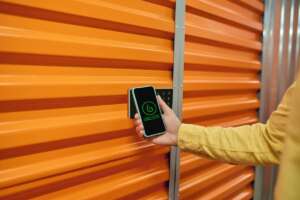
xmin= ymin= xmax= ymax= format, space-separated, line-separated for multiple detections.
xmin=0 ymin=1 xmax=174 ymax=199
xmin=180 ymin=0 xmax=263 ymax=199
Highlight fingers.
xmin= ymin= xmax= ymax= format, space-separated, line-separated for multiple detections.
xmin=134 ymin=113 xmax=142 ymax=128
xmin=134 ymin=113 xmax=144 ymax=137
xmin=134 ymin=118 xmax=141 ymax=126
xmin=134 ymin=113 xmax=139 ymax=120
xmin=136 ymin=126 xmax=144 ymax=137
xmin=157 ymin=95 xmax=172 ymax=114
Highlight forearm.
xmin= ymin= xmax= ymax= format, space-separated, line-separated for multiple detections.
xmin=178 ymin=123 xmax=280 ymax=165
xmin=178 ymin=82 xmax=295 ymax=165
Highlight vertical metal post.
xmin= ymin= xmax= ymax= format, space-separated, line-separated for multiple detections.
xmin=277 ymin=0 xmax=291 ymax=101
xmin=253 ymin=1 xmax=275 ymax=198
xmin=294 ymin=0 xmax=300 ymax=75
xmin=169 ymin=0 xmax=185 ymax=199
xmin=287 ymin=0 xmax=297 ymax=85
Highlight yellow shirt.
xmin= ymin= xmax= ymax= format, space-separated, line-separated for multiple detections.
xmin=276 ymin=74 xmax=300 ymax=200
xmin=178 ymin=75 xmax=300 ymax=199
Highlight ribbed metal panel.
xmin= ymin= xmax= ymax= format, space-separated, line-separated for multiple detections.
xmin=0 ymin=1 xmax=174 ymax=199
xmin=180 ymin=0 xmax=263 ymax=199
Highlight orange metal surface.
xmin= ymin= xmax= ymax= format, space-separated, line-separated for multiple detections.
xmin=186 ymin=0 xmax=262 ymax=31
xmin=180 ymin=0 xmax=263 ymax=199
xmin=0 ymin=1 xmax=173 ymax=199
xmin=1 ymin=0 xmax=264 ymax=199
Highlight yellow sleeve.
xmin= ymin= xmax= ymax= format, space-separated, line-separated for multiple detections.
xmin=178 ymin=83 xmax=295 ymax=165
xmin=276 ymin=75 xmax=300 ymax=199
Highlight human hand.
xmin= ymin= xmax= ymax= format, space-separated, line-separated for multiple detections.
xmin=134 ymin=95 xmax=181 ymax=145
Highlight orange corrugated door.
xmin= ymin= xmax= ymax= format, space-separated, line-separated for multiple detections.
xmin=0 ymin=1 xmax=174 ymax=199
xmin=180 ymin=0 xmax=263 ymax=199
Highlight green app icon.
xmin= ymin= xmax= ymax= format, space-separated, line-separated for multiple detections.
xmin=142 ymin=101 xmax=157 ymax=116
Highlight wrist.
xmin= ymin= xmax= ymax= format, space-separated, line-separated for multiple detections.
xmin=174 ymin=122 xmax=182 ymax=145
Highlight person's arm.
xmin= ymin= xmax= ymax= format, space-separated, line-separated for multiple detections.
xmin=178 ymin=83 xmax=295 ymax=165
xmin=133 ymin=82 xmax=295 ymax=165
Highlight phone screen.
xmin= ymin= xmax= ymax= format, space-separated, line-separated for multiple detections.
xmin=133 ymin=86 xmax=166 ymax=137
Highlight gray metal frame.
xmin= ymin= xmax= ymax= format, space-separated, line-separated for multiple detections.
xmin=277 ymin=0 xmax=290 ymax=101
xmin=253 ymin=1 xmax=276 ymax=198
xmin=293 ymin=0 xmax=300 ymax=78
xmin=169 ymin=0 xmax=185 ymax=199
xmin=287 ymin=0 xmax=297 ymax=85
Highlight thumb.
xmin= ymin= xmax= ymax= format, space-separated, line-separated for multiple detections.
xmin=157 ymin=95 xmax=172 ymax=114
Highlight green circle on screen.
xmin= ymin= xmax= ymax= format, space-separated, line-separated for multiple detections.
xmin=142 ymin=101 xmax=157 ymax=116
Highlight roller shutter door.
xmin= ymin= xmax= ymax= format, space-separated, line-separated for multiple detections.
xmin=180 ymin=0 xmax=263 ymax=199
xmin=0 ymin=1 xmax=174 ymax=199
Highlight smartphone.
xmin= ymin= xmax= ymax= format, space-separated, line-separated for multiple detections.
xmin=132 ymin=86 xmax=166 ymax=137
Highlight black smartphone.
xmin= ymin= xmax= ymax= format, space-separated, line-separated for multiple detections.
xmin=132 ymin=86 xmax=166 ymax=137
